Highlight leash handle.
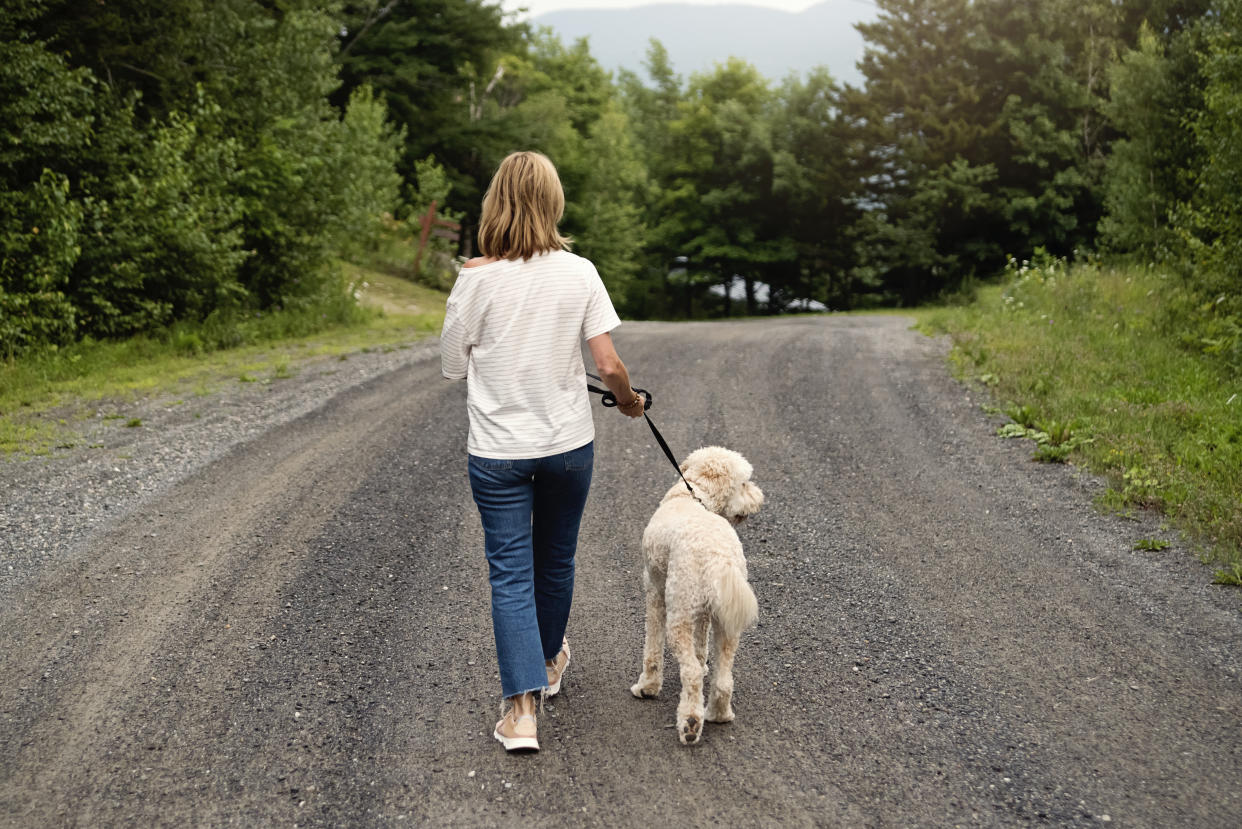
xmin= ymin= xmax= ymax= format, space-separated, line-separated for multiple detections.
xmin=585 ymin=372 xmax=652 ymax=411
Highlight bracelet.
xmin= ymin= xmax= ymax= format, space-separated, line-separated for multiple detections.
xmin=620 ymin=391 xmax=643 ymax=409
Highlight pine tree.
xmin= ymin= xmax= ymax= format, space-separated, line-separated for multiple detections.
xmin=771 ymin=69 xmax=863 ymax=309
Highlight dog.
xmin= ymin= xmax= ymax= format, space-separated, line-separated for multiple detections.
xmin=630 ymin=446 xmax=764 ymax=744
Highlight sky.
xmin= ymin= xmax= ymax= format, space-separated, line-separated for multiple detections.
xmin=500 ymin=1 xmax=827 ymax=19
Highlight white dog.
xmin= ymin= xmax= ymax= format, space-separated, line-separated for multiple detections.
xmin=630 ymin=446 xmax=764 ymax=744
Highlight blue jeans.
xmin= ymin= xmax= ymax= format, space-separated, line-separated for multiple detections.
xmin=468 ymin=442 xmax=594 ymax=698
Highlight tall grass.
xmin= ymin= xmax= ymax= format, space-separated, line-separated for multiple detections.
xmin=921 ymin=255 xmax=1242 ymax=584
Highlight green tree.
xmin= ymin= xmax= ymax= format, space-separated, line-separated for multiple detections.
xmin=676 ymin=59 xmax=792 ymax=315
xmin=1099 ymin=23 xmax=1203 ymax=256
xmin=513 ymin=35 xmax=648 ymax=302
xmin=335 ymin=0 xmax=527 ymax=212
xmin=0 ymin=37 xmax=93 ymax=352
xmin=69 ymin=99 xmax=246 ymax=336
xmin=421 ymin=31 xmax=650 ymax=303
xmin=2 ymin=0 xmax=404 ymax=354
xmin=851 ymin=0 xmax=1128 ymax=302
xmin=165 ymin=1 xmax=401 ymax=308
xmin=624 ymin=52 xmax=793 ymax=316
xmin=851 ymin=0 xmax=1005 ymax=302
xmin=1181 ymin=0 xmax=1242 ymax=368
xmin=618 ymin=40 xmax=687 ymax=316
xmin=771 ymin=69 xmax=864 ymax=309
xmin=567 ymin=102 xmax=649 ymax=305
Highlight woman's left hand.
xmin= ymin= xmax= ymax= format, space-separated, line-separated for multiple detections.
xmin=617 ymin=391 xmax=645 ymax=418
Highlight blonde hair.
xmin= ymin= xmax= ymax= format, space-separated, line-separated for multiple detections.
xmin=477 ymin=151 xmax=572 ymax=260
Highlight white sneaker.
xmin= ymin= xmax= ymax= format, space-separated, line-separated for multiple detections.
xmin=493 ymin=694 xmax=539 ymax=752
xmin=545 ymin=638 xmax=571 ymax=697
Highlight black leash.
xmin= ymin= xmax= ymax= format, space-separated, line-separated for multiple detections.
xmin=585 ymin=372 xmax=698 ymax=500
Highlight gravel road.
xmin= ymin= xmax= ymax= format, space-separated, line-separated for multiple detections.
xmin=1 ymin=316 xmax=1239 ymax=828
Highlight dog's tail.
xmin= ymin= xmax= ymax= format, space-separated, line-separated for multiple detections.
xmin=711 ymin=562 xmax=758 ymax=639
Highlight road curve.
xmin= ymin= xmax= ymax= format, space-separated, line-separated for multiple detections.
xmin=1 ymin=316 xmax=1239 ymax=827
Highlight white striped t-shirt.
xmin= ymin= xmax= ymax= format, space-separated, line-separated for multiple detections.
xmin=440 ymin=249 xmax=622 ymax=459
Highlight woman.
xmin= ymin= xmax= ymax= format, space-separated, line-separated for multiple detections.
xmin=440 ymin=151 xmax=643 ymax=752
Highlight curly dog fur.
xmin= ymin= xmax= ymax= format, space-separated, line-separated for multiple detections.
xmin=630 ymin=446 xmax=764 ymax=744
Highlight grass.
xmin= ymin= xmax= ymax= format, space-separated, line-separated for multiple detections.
xmin=0 ymin=262 xmax=447 ymax=456
xmin=918 ymin=255 xmax=1242 ymax=585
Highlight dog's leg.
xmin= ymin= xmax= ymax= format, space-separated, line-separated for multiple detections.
xmin=630 ymin=570 xmax=665 ymax=698
xmin=705 ymin=628 xmax=739 ymax=723
xmin=694 ymin=616 xmax=709 ymax=671
xmin=670 ymin=616 xmax=706 ymax=744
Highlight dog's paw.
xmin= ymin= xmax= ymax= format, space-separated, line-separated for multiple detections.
xmin=678 ymin=713 xmax=703 ymax=744
xmin=706 ymin=692 xmax=734 ymax=722
xmin=630 ymin=680 xmax=660 ymax=699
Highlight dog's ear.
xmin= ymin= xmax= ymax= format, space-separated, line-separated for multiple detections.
xmin=692 ymin=455 xmax=732 ymax=485
xmin=730 ymin=480 xmax=765 ymax=521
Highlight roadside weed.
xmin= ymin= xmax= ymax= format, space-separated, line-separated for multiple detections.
xmin=0 ymin=418 xmax=61 ymax=455
xmin=1213 ymin=562 xmax=1242 ymax=586
xmin=1031 ymin=443 xmax=1073 ymax=463
xmin=1040 ymin=420 xmax=1075 ymax=446
xmin=1134 ymin=538 xmax=1172 ymax=552
xmin=1004 ymin=403 xmax=1039 ymax=428
xmin=1121 ymin=466 xmax=1162 ymax=506
xmin=996 ymin=415 xmax=1092 ymax=463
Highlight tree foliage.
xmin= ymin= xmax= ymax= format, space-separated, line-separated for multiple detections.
xmin=1100 ymin=0 xmax=1240 ymax=369
xmin=846 ymin=0 xmax=1114 ymax=303
xmin=335 ymin=0 xmax=526 ymax=212
xmin=0 ymin=37 xmax=93 ymax=352
xmin=1 ymin=0 xmax=403 ymax=356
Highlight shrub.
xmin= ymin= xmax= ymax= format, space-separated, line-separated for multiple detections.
xmin=70 ymin=99 xmax=247 ymax=338
xmin=0 ymin=40 xmax=94 ymax=355
xmin=1 ymin=3 xmax=404 ymax=355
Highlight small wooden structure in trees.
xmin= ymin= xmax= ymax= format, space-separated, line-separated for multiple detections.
xmin=414 ymin=200 xmax=461 ymax=274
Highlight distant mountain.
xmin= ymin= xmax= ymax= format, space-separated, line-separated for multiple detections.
xmin=532 ymin=1 xmax=877 ymax=86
